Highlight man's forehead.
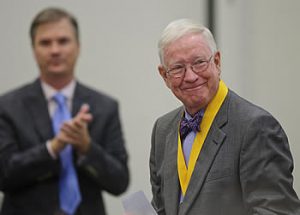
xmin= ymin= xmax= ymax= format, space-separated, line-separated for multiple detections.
xmin=35 ymin=20 xmax=75 ymax=37
xmin=164 ymin=36 xmax=211 ymax=63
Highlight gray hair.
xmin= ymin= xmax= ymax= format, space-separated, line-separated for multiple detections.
xmin=158 ymin=18 xmax=217 ymax=65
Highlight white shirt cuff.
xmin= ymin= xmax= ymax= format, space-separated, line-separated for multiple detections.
xmin=46 ymin=140 xmax=58 ymax=159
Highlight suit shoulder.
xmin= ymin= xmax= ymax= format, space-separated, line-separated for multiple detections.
xmin=0 ymin=82 xmax=35 ymax=104
xmin=76 ymin=82 xmax=118 ymax=106
xmin=228 ymin=90 xmax=279 ymax=123
xmin=154 ymin=107 xmax=182 ymax=129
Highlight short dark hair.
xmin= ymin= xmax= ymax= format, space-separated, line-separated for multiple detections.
xmin=30 ymin=7 xmax=79 ymax=45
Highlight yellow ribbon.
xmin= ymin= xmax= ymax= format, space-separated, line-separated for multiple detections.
xmin=177 ymin=80 xmax=228 ymax=195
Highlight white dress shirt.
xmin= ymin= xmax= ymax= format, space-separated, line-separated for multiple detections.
xmin=41 ymin=80 xmax=76 ymax=158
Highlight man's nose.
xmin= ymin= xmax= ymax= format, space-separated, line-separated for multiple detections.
xmin=183 ymin=66 xmax=198 ymax=82
xmin=49 ymin=43 xmax=61 ymax=54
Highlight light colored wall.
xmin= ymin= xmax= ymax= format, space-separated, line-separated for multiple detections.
xmin=216 ymin=0 xmax=300 ymax=194
xmin=0 ymin=1 xmax=206 ymax=214
xmin=1 ymin=1 xmax=300 ymax=214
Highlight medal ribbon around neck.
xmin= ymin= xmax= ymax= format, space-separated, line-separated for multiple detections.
xmin=177 ymin=80 xmax=228 ymax=195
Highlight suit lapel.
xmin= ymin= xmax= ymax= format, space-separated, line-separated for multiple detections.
xmin=72 ymin=82 xmax=91 ymax=117
xmin=178 ymin=93 xmax=230 ymax=215
xmin=23 ymin=80 xmax=91 ymax=143
xmin=163 ymin=109 xmax=183 ymax=215
xmin=23 ymin=79 xmax=53 ymax=141
xmin=178 ymin=125 xmax=226 ymax=214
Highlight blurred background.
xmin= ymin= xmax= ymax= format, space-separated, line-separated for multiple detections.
xmin=0 ymin=0 xmax=299 ymax=214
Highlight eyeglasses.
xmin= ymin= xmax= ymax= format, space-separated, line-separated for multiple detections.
xmin=166 ymin=55 xmax=214 ymax=79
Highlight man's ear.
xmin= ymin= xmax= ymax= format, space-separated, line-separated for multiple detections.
xmin=158 ymin=65 xmax=170 ymax=88
xmin=214 ymin=51 xmax=221 ymax=74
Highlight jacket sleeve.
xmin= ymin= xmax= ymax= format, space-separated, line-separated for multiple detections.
xmin=240 ymin=113 xmax=300 ymax=214
xmin=76 ymin=101 xmax=129 ymax=195
xmin=0 ymin=103 xmax=60 ymax=191
xmin=150 ymin=119 xmax=166 ymax=215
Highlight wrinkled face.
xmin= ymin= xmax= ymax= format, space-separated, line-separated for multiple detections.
xmin=159 ymin=33 xmax=221 ymax=115
xmin=33 ymin=18 xmax=79 ymax=83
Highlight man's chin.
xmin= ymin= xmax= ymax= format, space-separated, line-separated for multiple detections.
xmin=183 ymin=99 xmax=206 ymax=112
xmin=46 ymin=69 xmax=67 ymax=76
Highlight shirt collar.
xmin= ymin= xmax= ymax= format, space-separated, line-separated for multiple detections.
xmin=41 ymin=79 xmax=76 ymax=102
xmin=184 ymin=108 xmax=205 ymax=120
xmin=184 ymin=110 xmax=193 ymax=120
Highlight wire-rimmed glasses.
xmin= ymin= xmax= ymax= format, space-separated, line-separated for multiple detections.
xmin=166 ymin=55 xmax=213 ymax=79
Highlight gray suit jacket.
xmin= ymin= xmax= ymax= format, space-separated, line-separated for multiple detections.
xmin=150 ymin=90 xmax=300 ymax=215
xmin=0 ymin=79 xmax=129 ymax=215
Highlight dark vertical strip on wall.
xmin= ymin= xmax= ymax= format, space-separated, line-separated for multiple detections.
xmin=207 ymin=0 xmax=216 ymax=40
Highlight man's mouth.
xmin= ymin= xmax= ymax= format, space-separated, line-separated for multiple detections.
xmin=182 ymin=82 xmax=207 ymax=91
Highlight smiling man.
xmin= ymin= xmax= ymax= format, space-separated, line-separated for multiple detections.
xmin=0 ymin=7 xmax=129 ymax=215
xmin=150 ymin=19 xmax=300 ymax=215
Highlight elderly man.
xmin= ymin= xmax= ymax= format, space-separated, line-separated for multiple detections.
xmin=0 ymin=7 xmax=129 ymax=215
xmin=150 ymin=18 xmax=300 ymax=215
